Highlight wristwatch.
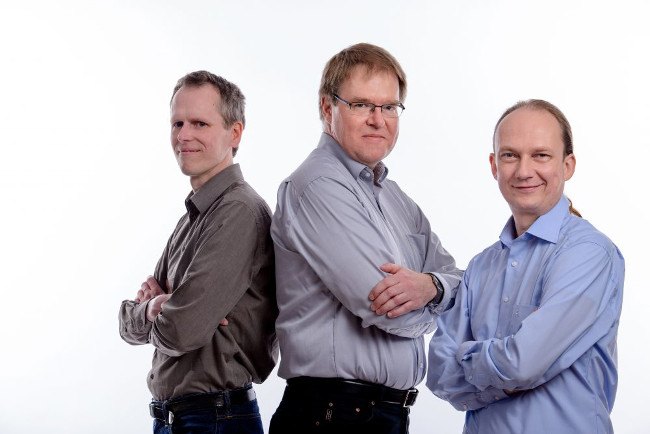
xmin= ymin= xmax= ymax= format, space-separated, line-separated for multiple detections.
xmin=426 ymin=273 xmax=445 ymax=306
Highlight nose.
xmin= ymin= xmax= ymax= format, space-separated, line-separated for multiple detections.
xmin=176 ymin=124 xmax=192 ymax=142
xmin=366 ymin=107 xmax=386 ymax=127
xmin=515 ymin=156 xmax=533 ymax=179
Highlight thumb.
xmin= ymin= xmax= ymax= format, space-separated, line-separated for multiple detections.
xmin=379 ymin=263 xmax=401 ymax=274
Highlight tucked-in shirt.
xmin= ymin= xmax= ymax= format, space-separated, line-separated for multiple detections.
xmin=427 ymin=196 xmax=625 ymax=434
xmin=271 ymin=133 xmax=462 ymax=390
xmin=119 ymin=164 xmax=278 ymax=400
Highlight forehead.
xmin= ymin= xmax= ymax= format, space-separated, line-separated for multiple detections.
xmin=339 ymin=65 xmax=400 ymax=100
xmin=171 ymin=84 xmax=221 ymax=115
xmin=495 ymin=108 xmax=563 ymax=150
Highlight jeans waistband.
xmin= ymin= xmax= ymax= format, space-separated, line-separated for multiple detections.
xmin=149 ymin=385 xmax=255 ymax=424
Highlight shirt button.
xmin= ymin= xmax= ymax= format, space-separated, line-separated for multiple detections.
xmin=511 ymin=260 xmax=518 ymax=267
xmin=503 ymin=296 xmax=509 ymax=303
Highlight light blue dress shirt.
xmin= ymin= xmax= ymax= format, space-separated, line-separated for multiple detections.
xmin=272 ymin=133 xmax=462 ymax=390
xmin=427 ymin=196 xmax=624 ymax=433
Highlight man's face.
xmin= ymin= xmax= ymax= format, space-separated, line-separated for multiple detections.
xmin=322 ymin=65 xmax=400 ymax=169
xmin=170 ymin=84 xmax=242 ymax=191
xmin=490 ymin=107 xmax=576 ymax=233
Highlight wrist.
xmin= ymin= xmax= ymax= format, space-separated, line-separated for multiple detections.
xmin=426 ymin=273 xmax=444 ymax=306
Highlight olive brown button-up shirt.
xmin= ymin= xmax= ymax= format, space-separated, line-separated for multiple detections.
xmin=119 ymin=164 xmax=278 ymax=400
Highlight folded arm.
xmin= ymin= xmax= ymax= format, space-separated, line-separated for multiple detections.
xmin=459 ymin=243 xmax=622 ymax=392
xmin=279 ymin=177 xmax=452 ymax=338
xmin=427 ymin=271 xmax=508 ymax=411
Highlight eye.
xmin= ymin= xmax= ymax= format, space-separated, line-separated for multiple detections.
xmin=534 ymin=153 xmax=551 ymax=159
xmin=501 ymin=152 xmax=515 ymax=159
xmin=382 ymin=104 xmax=397 ymax=113
xmin=172 ymin=121 xmax=183 ymax=128
xmin=351 ymin=102 xmax=371 ymax=110
xmin=194 ymin=121 xmax=208 ymax=127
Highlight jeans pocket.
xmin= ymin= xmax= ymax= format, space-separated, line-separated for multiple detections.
xmin=314 ymin=396 xmax=374 ymax=425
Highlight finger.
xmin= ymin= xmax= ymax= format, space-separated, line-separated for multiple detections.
xmin=147 ymin=276 xmax=165 ymax=295
xmin=158 ymin=294 xmax=172 ymax=310
xmin=369 ymin=275 xmax=400 ymax=301
xmin=371 ymin=281 xmax=403 ymax=310
xmin=219 ymin=318 xmax=229 ymax=326
xmin=386 ymin=300 xmax=417 ymax=318
xmin=379 ymin=263 xmax=401 ymax=274
xmin=375 ymin=291 xmax=409 ymax=315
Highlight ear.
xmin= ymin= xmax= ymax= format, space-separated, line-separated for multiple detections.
xmin=321 ymin=95 xmax=333 ymax=125
xmin=230 ymin=121 xmax=244 ymax=148
xmin=489 ymin=153 xmax=498 ymax=180
xmin=563 ymin=153 xmax=576 ymax=181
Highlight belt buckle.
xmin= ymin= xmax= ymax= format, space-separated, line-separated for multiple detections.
xmin=149 ymin=402 xmax=174 ymax=425
xmin=402 ymin=389 xmax=418 ymax=407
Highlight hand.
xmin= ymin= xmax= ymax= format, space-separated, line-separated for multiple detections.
xmin=368 ymin=263 xmax=437 ymax=318
xmin=134 ymin=276 xmax=165 ymax=303
xmin=219 ymin=319 xmax=229 ymax=326
xmin=146 ymin=293 xmax=171 ymax=322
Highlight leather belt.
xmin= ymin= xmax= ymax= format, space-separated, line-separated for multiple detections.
xmin=149 ymin=385 xmax=256 ymax=425
xmin=287 ymin=376 xmax=418 ymax=408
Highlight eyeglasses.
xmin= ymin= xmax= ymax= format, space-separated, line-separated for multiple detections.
xmin=333 ymin=94 xmax=405 ymax=118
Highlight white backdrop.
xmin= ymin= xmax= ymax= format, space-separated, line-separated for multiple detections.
xmin=1 ymin=1 xmax=648 ymax=433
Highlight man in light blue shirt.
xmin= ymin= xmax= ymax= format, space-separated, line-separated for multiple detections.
xmin=269 ymin=43 xmax=462 ymax=434
xmin=427 ymin=99 xmax=625 ymax=433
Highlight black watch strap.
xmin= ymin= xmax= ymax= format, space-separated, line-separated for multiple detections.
xmin=426 ymin=273 xmax=444 ymax=306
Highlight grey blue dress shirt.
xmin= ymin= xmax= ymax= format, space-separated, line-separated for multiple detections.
xmin=427 ymin=196 xmax=624 ymax=433
xmin=271 ymin=133 xmax=462 ymax=390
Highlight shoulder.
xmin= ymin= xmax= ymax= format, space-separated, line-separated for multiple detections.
xmin=284 ymin=148 xmax=352 ymax=197
xmin=212 ymin=181 xmax=272 ymax=227
xmin=558 ymin=215 xmax=623 ymax=262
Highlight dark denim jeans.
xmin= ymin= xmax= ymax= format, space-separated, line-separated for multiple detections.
xmin=153 ymin=398 xmax=263 ymax=434
xmin=269 ymin=385 xmax=409 ymax=434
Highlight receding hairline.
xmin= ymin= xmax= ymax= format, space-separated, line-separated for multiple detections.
xmin=493 ymin=105 xmax=564 ymax=151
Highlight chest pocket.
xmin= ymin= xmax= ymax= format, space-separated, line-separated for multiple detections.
xmin=506 ymin=304 xmax=538 ymax=336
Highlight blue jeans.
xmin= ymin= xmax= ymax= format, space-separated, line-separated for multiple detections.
xmin=153 ymin=397 xmax=263 ymax=434
xmin=269 ymin=384 xmax=410 ymax=434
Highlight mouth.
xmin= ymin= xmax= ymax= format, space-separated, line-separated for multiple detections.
xmin=514 ymin=184 xmax=543 ymax=193
xmin=177 ymin=148 xmax=201 ymax=154
xmin=362 ymin=134 xmax=386 ymax=142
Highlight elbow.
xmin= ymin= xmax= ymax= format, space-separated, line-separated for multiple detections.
xmin=150 ymin=322 xmax=211 ymax=357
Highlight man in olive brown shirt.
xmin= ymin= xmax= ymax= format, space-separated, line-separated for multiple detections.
xmin=119 ymin=70 xmax=278 ymax=434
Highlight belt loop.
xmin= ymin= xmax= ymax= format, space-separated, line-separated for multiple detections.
xmin=162 ymin=401 xmax=175 ymax=426
xmin=402 ymin=389 xmax=418 ymax=407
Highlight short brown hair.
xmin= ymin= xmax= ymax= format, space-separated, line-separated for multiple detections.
xmin=318 ymin=43 xmax=407 ymax=120
xmin=171 ymin=70 xmax=246 ymax=156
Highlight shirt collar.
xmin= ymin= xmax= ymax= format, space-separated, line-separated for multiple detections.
xmin=499 ymin=195 xmax=570 ymax=246
xmin=185 ymin=164 xmax=244 ymax=219
xmin=318 ymin=132 xmax=389 ymax=185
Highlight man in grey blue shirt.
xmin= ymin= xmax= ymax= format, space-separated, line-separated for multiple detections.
xmin=269 ymin=43 xmax=462 ymax=434
xmin=427 ymin=99 xmax=625 ymax=433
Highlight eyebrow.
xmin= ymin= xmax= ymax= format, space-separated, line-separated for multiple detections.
xmin=348 ymin=96 xmax=400 ymax=105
